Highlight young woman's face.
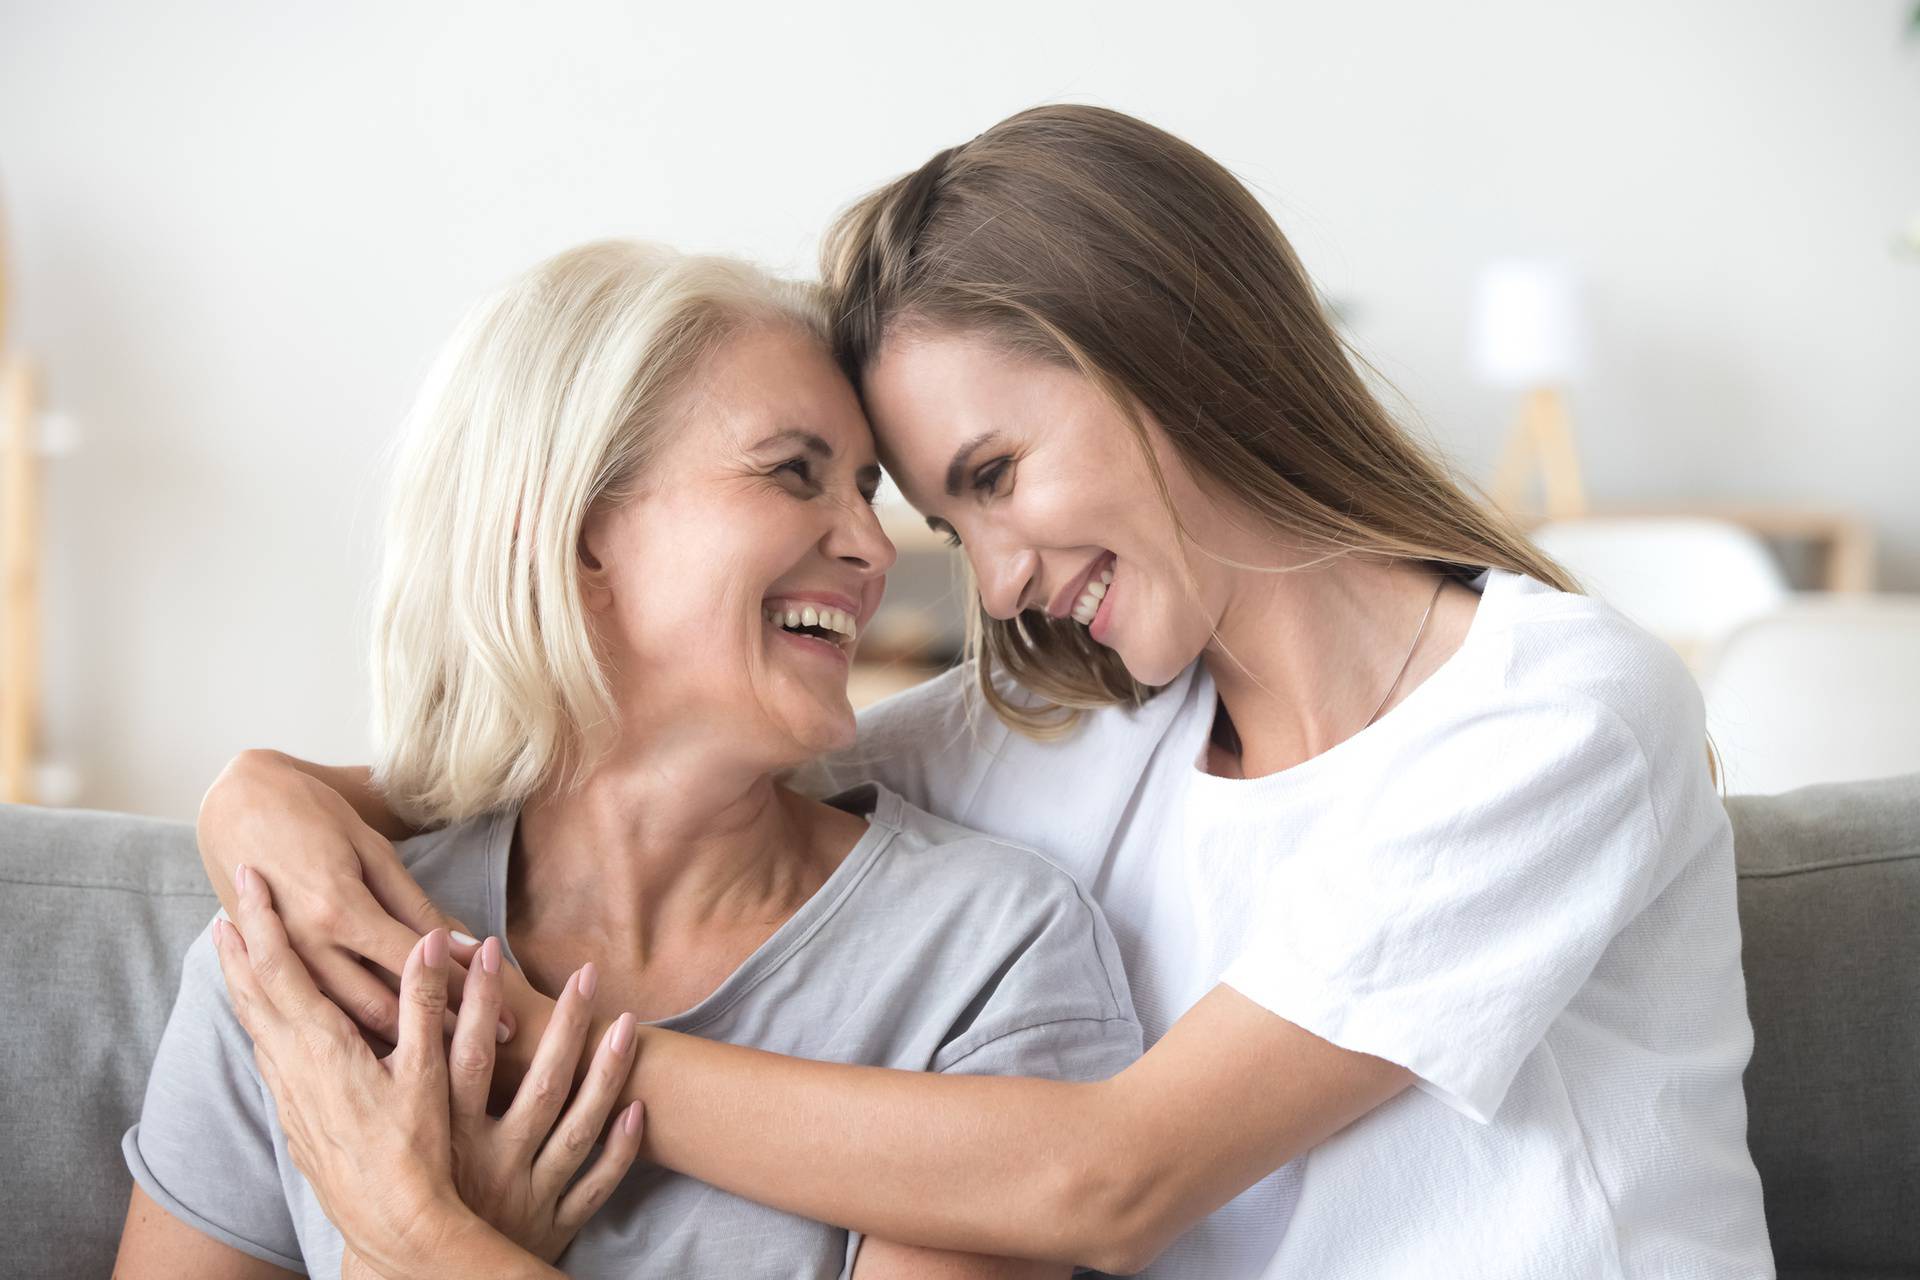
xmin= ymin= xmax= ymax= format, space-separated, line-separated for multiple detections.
xmin=864 ymin=330 xmax=1229 ymax=687
xmin=585 ymin=323 xmax=894 ymax=764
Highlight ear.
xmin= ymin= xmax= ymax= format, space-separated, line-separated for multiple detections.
xmin=577 ymin=512 xmax=614 ymax=614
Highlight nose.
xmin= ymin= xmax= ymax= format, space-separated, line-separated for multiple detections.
xmin=968 ymin=536 xmax=1039 ymax=622
xmin=824 ymin=494 xmax=899 ymax=578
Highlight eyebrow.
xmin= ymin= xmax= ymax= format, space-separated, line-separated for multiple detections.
xmin=944 ymin=432 xmax=995 ymax=498
xmin=755 ymin=428 xmax=883 ymax=492
xmin=751 ymin=429 xmax=834 ymax=457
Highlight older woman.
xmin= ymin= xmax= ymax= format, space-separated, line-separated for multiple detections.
xmin=112 ymin=242 xmax=1139 ymax=1278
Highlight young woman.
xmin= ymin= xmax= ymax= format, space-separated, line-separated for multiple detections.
xmin=114 ymin=241 xmax=1137 ymax=1278
xmin=197 ymin=106 xmax=1773 ymax=1277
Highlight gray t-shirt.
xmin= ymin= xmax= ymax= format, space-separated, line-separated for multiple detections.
xmin=124 ymin=783 xmax=1141 ymax=1277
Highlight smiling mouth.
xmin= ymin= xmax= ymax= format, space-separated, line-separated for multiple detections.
xmin=762 ymin=602 xmax=859 ymax=652
xmin=1069 ymin=556 xmax=1115 ymax=626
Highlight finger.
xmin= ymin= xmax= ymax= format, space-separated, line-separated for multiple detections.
xmin=232 ymin=864 xmax=349 ymax=1035
xmin=443 ymin=919 xmax=482 ymax=967
xmin=502 ymin=964 xmax=596 ymax=1158
xmin=356 ymin=828 xmax=467 ymax=942
xmin=554 ymin=1100 xmax=644 ymax=1236
xmin=334 ymin=874 xmax=510 ymax=1045
xmin=395 ymin=928 xmax=451 ymax=1080
xmin=212 ymin=917 xmax=288 ymax=1046
xmin=311 ymin=948 xmax=401 ymax=1046
xmin=447 ymin=936 xmax=504 ymax=1123
xmin=532 ymin=1011 xmax=638 ymax=1201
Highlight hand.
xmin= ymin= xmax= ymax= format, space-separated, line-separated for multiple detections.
xmin=198 ymin=750 xmax=514 ymax=1044
xmin=214 ymin=863 xmax=497 ymax=1279
xmin=446 ymin=936 xmax=646 ymax=1262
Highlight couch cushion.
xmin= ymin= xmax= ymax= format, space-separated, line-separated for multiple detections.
xmin=0 ymin=803 xmax=209 ymax=1280
xmin=1730 ymin=774 xmax=1920 ymax=1279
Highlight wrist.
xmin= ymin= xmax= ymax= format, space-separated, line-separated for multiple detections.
xmin=431 ymin=1206 xmax=561 ymax=1279
xmin=367 ymin=1191 xmax=547 ymax=1280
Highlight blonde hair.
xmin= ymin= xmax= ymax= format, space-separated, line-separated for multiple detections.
xmin=824 ymin=105 xmax=1577 ymax=737
xmin=373 ymin=240 xmax=828 ymax=827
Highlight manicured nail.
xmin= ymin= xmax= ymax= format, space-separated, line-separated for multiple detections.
xmin=450 ymin=930 xmax=479 ymax=947
xmin=235 ymin=864 xmax=252 ymax=895
xmin=611 ymin=1012 xmax=635 ymax=1055
xmin=495 ymin=1020 xmax=511 ymax=1044
xmin=622 ymin=1100 xmax=642 ymax=1136
xmin=578 ymin=961 xmax=598 ymax=1001
xmin=423 ymin=928 xmax=448 ymax=968
xmin=480 ymin=936 xmax=500 ymax=975
xmin=212 ymin=919 xmax=230 ymax=947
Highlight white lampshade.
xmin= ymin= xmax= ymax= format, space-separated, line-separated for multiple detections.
xmin=1469 ymin=260 xmax=1589 ymax=387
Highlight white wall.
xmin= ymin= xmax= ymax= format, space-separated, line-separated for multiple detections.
xmin=3 ymin=0 xmax=1917 ymax=818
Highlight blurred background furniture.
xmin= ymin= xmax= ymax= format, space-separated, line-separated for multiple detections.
xmin=1532 ymin=515 xmax=1792 ymax=669
xmin=0 ymin=197 xmax=44 ymax=805
xmin=1705 ymin=596 xmax=1920 ymax=795
xmin=5 ymin=774 xmax=1915 ymax=1279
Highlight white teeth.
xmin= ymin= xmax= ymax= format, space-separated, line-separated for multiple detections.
xmin=1070 ymin=563 xmax=1113 ymax=626
xmin=763 ymin=602 xmax=859 ymax=644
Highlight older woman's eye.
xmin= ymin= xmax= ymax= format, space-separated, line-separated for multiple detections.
xmin=775 ymin=458 xmax=816 ymax=487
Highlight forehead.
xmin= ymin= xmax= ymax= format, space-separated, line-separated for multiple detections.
xmin=860 ymin=332 xmax=1078 ymax=489
xmin=670 ymin=322 xmax=874 ymax=460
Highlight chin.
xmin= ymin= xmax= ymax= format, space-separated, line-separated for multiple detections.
xmin=781 ymin=698 xmax=859 ymax=757
xmin=1109 ymin=627 xmax=1207 ymax=689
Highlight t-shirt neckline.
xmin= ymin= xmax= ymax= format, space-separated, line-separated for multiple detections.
xmin=481 ymin=783 xmax=904 ymax=1034
xmin=1186 ymin=567 xmax=1503 ymax=791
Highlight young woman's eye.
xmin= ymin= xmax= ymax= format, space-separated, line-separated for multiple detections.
xmin=972 ymin=457 xmax=1012 ymax=497
xmin=928 ymin=518 xmax=961 ymax=548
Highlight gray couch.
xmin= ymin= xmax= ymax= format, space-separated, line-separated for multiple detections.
xmin=2 ymin=777 xmax=1915 ymax=1279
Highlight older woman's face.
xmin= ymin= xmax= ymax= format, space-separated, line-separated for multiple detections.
xmin=584 ymin=323 xmax=894 ymax=765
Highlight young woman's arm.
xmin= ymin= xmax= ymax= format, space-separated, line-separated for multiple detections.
xmin=201 ymin=752 xmax=1410 ymax=1271
xmin=610 ymin=986 xmax=1409 ymax=1273
xmin=196 ymin=750 xmax=509 ymax=1042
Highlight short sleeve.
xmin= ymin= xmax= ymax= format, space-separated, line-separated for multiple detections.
xmin=928 ymin=855 xmax=1143 ymax=1083
xmin=1221 ymin=693 xmax=1672 ymax=1125
xmin=123 ymin=922 xmax=306 ymax=1272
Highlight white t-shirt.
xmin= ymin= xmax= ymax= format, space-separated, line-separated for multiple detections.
xmin=806 ymin=569 xmax=1772 ymax=1278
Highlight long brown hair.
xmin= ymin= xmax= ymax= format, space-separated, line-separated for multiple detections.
xmin=823 ymin=105 xmax=1575 ymax=736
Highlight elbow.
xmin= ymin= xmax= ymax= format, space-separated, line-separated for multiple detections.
xmin=1080 ymin=1203 xmax=1179 ymax=1278
xmin=1046 ymin=1090 xmax=1183 ymax=1275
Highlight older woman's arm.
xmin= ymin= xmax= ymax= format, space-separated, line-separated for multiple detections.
xmin=113 ymin=1185 xmax=302 ymax=1280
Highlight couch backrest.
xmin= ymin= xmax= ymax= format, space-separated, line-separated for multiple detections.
xmin=1729 ymin=774 xmax=1920 ymax=1279
xmin=3 ymin=777 xmax=1917 ymax=1278
xmin=0 ymin=803 xmax=208 ymax=1280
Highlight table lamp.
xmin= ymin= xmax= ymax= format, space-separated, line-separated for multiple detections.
xmin=1471 ymin=260 xmax=1591 ymax=519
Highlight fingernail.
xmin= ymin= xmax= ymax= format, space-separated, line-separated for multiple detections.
xmin=423 ymin=928 xmax=448 ymax=968
xmin=235 ymin=864 xmax=252 ymax=895
xmin=623 ymin=1100 xmax=642 ymax=1136
xmin=578 ymin=961 xmax=598 ymax=1001
xmin=450 ymin=930 xmax=479 ymax=947
xmin=495 ymin=1020 xmax=511 ymax=1044
xmin=212 ymin=919 xmax=230 ymax=946
xmin=611 ymin=1011 xmax=635 ymax=1055
xmin=480 ymin=936 xmax=500 ymax=975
